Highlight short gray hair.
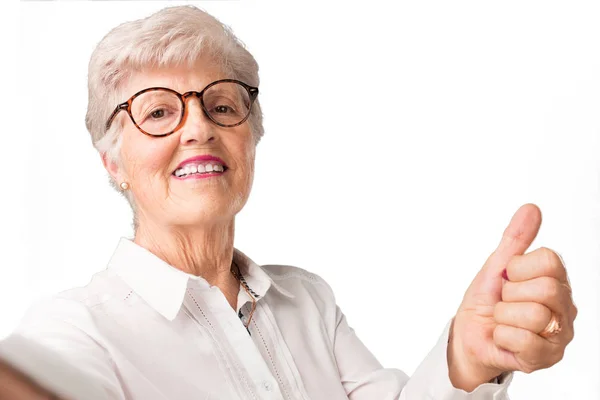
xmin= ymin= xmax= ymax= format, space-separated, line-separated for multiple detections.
xmin=85 ymin=5 xmax=263 ymax=219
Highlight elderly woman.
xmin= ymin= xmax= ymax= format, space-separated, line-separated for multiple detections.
xmin=0 ymin=5 xmax=576 ymax=400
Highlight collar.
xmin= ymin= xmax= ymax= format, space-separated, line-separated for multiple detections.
xmin=107 ymin=238 xmax=294 ymax=321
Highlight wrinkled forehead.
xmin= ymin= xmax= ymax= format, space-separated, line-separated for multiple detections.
xmin=119 ymin=57 xmax=228 ymax=101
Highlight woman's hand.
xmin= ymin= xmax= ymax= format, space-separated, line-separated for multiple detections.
xmin=448 ymin=204 xmax=577 ymax=392
xmin=0 ymin=358 xmax=62 ymax=400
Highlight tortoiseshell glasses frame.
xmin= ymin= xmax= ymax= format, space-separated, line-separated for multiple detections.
xmin=104 ymin=79 xmax=259 ymax=137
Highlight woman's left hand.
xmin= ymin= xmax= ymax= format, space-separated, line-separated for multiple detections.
xmin=448 ymin=204 xmax=577 ymax=392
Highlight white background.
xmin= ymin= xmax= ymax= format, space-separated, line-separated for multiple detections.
xmin=5 ymin=1 xmax=599 ymax=398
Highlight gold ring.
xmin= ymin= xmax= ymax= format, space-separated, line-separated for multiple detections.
xmin=540 ymin=313 xmax=562 ymax=338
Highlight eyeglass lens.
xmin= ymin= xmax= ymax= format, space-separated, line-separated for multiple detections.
xmin=130 ymin=81 xmax=252 ymax=135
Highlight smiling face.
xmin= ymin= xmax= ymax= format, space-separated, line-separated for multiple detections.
xmin=104 ymin=58 xmax=256 ymax=230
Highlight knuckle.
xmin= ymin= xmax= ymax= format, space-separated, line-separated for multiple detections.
xmin=551 ymin=348 xmax=565 ymax=365
xmin=520 ymin=362 xmax=536 ymax=374
xmin=531 ymin=302 xmax=550 ymax=319
xmin=554 ymin=250 xmax=567 ymax=267
xmin=566 ymin=328 xmax=575 ymax=343
xmin=527 ymin=346 xmax=551 ymax=370
xmin=539 ymin=247 xmax=561 ymax=269
xmin=532 ymin=356 xmax=546 ymax=371
xmin=541 ymin=277 xmax=560 ymax=300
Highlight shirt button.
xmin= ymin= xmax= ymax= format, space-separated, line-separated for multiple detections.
xmin=262 ymin=381 xmax=272 ymax=391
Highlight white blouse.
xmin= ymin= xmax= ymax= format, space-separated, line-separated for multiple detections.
xmin=2 ymin=238 xmax=511 ymax=399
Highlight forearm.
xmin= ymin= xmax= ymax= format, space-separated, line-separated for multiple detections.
xmin=396 ymin=318 xmax=511 ymax=399
xmin=0 ymin=358 xmax=63 ymax=400
xmin=334 ymin=305 xmax=511 ymax=399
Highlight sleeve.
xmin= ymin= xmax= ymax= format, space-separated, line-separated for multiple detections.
xmin=1 ymin=297 xmax=127 ymax=400
xmin=333 ymin=306 xmax=513 ymax=399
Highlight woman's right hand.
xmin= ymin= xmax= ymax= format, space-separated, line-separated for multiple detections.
xmin=0 ymin=358 xmax=63 ymax=400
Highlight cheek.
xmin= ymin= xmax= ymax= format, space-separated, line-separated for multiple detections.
xmin=225 ymin=128 xmax=255 ymax=179
xmin=239 ymin=141 xmax=256 ymax=182
xmin=121 ymin=133 xmax=174 ymax=180
xmin=241 ymin=130 xmax=257 ymax=165
xmin=245 ymin=144 xmax=256 ymax=170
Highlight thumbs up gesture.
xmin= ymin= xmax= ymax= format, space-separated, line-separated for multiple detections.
xmin=447 ymin=204 xmax=577 ymax=392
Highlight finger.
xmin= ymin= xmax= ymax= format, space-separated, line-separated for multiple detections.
xmin=505 ymin=248 xmax=567 ymax=283
xmin=492 ymin=204 xmax=542 ymax=270
xmin=494 ymin=301 xmax=552 ymax=334
xmin=502 ymin=277 xmax=573 ymax=316
xmin=493 ymin=324 xmax=562 ymax=373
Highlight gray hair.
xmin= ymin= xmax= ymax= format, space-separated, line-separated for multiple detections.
xmin=85 ymin=5 xmax=263 ymax=223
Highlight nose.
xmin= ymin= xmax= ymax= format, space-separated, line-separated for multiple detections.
xmin=178 ymin=96 xmax=217 ymax=145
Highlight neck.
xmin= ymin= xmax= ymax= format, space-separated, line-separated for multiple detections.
xmin=133 ymin=217 xmax=239 ymax=308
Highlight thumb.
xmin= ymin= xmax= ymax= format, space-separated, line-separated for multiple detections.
xmin=491 ymin=203 xmax=542 ymax=269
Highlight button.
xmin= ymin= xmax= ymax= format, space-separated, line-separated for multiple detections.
xmin=262 ymin=381 xmax=272 ymax=392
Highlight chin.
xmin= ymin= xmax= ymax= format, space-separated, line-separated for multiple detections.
xmin=174 ymin=203 xmax=240 ymax=226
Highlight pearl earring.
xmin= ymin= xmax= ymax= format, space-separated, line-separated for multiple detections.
xmin=120 ymin=182 xmax=130 ymax=190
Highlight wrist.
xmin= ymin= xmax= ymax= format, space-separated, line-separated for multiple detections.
xmin=447 ymin=319 xmax=502 ymax=392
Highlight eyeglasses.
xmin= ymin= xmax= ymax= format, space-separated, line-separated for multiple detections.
xmin=105 ymin=79 xmax=259 ymax=137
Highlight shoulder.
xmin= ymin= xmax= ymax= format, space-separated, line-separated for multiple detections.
xmin=15 ymin=269 xmax=129 ymax=340
xmin=261 ymin=263 xmax=328 ymax=286
xmin=258 ymin=263 xmax=344 ymax=340
xmin=6 ymin=272 xmax=127 ymax=399
xmin=260 ymin=263 xmax=338 ymax=306
xmin=0 ymin=334 xmax=113 ymax=400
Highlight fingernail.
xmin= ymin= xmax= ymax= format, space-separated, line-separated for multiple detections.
xmin=502 ymin=268 xmax=509 ymax=281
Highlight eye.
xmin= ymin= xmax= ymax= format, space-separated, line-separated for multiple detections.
xmin=214 ymin=105 xmax=232 ymax=114
xmin=150 ymin=109 xmax=166 ymax=119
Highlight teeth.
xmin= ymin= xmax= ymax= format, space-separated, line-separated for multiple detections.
xmin=174 ymin=162 xmax=224 ymax=177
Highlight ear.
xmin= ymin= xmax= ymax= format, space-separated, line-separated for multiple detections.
xmin=101 ymin=153 xmax=122 ymax=183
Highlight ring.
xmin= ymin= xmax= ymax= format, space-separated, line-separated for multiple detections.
xmin=540 ymin=313 xmax=562 ymax=338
